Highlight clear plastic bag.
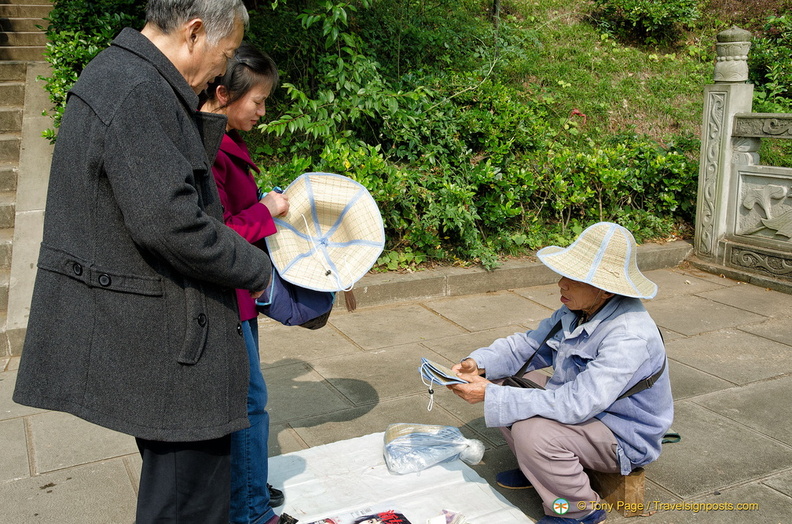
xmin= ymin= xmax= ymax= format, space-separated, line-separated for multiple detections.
xmin=383 ymin=423 xmax=485 ymax=474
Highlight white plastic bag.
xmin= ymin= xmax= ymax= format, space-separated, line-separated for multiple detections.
xmin=383 ymin=423 xmax=485 ymax=474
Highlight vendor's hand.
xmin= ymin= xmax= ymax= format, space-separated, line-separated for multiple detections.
xmin=447 ymin=374 xmax=490 ymax=404
xmin=250 ymin=289 xmax=264 ymax=300
xmin=260 ymin=191 xmax=289 ymax=217
xmin=451 ymin=358 xmax=480 ymax=376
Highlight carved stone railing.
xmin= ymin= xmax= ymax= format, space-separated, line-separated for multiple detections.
xmin=693 ymin=27 xmax=792 ymax=291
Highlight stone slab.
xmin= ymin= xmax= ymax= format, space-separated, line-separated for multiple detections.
xmin=665 ymin=328 xmax=792 ymax=385
xmin=0 ymin=417 xmax=29 ymax=482
xmin=738 ymin=317 xmax=792 ymax=347
xmin=327 ymin=303 xmax=465 ymax=350
xmin=643 ymin=267 xmax=737 ymax=299
xmin=26 ymin=411 xmax=137 ymax=474
xmin=637 ymin=481 xmax=792 ymax=524
xmin=0 ymin=459 xmax=136 ymax=524
xmin=258 ymin=316 xmax=362 ymax=366
xmin=265 ymin=361 xmax=357 ymax=424
xmin=421 ymin=324 xmax=528 ymax=363
xmin=694 ymin=375 xmax=792 ymax=447
xmin=645 ymin=295 xmax=767 ymax=336
xmin=288 ymin=395 xmax=470 ymax=449
xmin=647 ymin=401 xmax=792 ymax=499
xmin=666 ymin=360 xmax=734 ymax=400
xmin=762 ymin=469 xmax=792 ymax=497
xmin=424 ymin=291 xmax=553 ymax=332
xmin=310 ymin=342 xmax=433 ymax=405
xmin=698 ymin=282 xmax=792 ymax=318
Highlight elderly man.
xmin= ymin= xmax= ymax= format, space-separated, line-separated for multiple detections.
xmin=13 ymin=1 xmax=275 ymax=522
xmin=449 ymin=222 xmax=673 ymax=524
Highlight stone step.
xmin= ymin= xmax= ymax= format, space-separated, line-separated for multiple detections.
xmin=0 ymin=228 xmax=13 ymax=270
xmin=0 ymin=4 xmax=52 ymax=18
xmin=4 ymin=0 xmax=53 ymax=4
xmin=0 ymin=46 xmax=47 ymax=61
xmin=0 ymin=192 xmax=15 ymax=230
xmin=0 ymin=134 xmax=21 ymax=164
xmin=0 ymin=62 xmax=27 ymax=82
xmin=1 ymin=31 xmax=48 ymax=47
xmin=0 ymin=268 xmax=8 ymax=312
xmin=0 ymin=81 xmax=25 ymax=106
xmin=0 ymin=107 xmax=23 ymax=134
xmin=0 ymin=165 xmax=18 ymax=192
xmin=0 ymin=16 xmax=48 ymax=33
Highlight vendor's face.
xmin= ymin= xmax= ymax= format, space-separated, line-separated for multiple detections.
xmin=558 ymin=277 xmax=612 ymax=315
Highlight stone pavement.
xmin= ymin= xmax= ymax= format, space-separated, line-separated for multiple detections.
xmin=2 ymin=240 xmax=792 ymax=523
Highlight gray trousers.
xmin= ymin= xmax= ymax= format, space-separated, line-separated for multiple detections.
xmin=498 ymin=372 xmax=620 ymax=520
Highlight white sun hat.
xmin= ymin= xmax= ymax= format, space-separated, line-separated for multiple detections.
xmin=265 ymin=172 xmax=386 ymax=292
xmin=536 ymin=222 xmax=658 ymax=299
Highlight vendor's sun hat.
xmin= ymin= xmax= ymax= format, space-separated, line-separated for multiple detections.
xmin=536 ymin=222 xmax=657 ymax=299
xmin=265 ymin=172 xmax=385 ymax=292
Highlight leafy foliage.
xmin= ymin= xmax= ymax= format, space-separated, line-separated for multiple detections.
xmin=593 ymin=0 xmax=701 ymax=44
xmin=39 ymin=0 xmax=145 ymax=141
xmin=39 ymin=0 xmax=789 ymax=270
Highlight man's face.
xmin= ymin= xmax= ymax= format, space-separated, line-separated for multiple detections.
xmin=189 ymin=18 xmax=244 ymax=93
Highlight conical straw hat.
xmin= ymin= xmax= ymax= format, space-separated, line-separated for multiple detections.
xmin=265 ymin=172 xmax=385 ymax=292
xmin=536 ymin=222 xmax=657 ymax=299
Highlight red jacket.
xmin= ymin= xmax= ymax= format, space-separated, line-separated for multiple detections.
xmin=212 ymin=130 xmax=277 ymax=321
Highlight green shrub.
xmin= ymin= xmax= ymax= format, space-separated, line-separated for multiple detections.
xmin=593 ymin=0 xmax=701 ymax=44
xmin=40 ymin=0 xmax=145 ymax=141
xmin=750 ymin=14 xmax=792 ymax=110
xmin=39 ymin=0 xmax=704 ymax=270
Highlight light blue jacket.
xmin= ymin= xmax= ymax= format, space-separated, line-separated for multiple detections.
xmin=468 ymin=295 xmax=673 ymax=474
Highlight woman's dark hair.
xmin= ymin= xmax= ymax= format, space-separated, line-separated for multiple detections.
xmin=204 ymin=42 xmax=279 ymax=108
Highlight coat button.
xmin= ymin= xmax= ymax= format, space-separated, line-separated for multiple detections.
xmin=197 ymin=313 xmax=207 ymax=327
xmin=99 ymin=274 xmax=111 ymax=287
xmin=237 ymin=323 xmax=243 ymax=336
xmin=73 ymin=263 xmax=83 ymax=276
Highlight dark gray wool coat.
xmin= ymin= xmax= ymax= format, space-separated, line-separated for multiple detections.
xmin=13 ymin=28 xmax=272 ymax=442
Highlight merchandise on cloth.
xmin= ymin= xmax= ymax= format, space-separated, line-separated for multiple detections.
xmin=268 ymin=432 xmax=531 ymax=523
xmin=265 ymin=172 xmax=386 ymax=292
xmin=383 ymin=423 xmax=484 ymax=475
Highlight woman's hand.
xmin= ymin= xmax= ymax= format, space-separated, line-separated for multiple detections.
xmin=260 ymin=191 xmax=289 ymax=217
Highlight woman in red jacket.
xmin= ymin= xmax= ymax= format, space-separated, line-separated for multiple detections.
xmin=202 ymin=42 xmax=289 ymax=524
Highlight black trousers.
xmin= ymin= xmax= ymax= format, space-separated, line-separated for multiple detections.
xmin=135 ymin=435 xmax=232 ymax=524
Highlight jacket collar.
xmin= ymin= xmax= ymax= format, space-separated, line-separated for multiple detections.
xmin=112 ymin=27 xmax=200 ymax=111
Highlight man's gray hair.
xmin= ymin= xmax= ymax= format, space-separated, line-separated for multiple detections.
xmin=146 ymin=0 xmax=249 ymax=44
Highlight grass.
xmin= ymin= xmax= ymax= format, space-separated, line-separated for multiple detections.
xmin=497 ymin=0 xmax=715 ymax=146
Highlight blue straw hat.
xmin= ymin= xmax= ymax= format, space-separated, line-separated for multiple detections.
xmin=536 ymin=222 xmax=658 ymax=299
xmin=265 ymin=173 xmax=385 ymax=292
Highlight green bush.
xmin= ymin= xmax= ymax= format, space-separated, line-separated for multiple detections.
xmin=40 ymin=0 xmax=145 ymax=141
xmin=40 ymin=0 xmax=704 ymax=270
xmin=750 ymin=14 xmax=792 ymax=110
xmin=593 ymin=0 xmax=701 ymax=44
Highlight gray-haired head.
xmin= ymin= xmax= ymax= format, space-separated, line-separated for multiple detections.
xmin=145 ymin=0 xmax=249 ymax=45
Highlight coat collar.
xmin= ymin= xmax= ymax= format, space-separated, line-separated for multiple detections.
xmin=112 ymin=27 xmax=200 ymax=112
xmin=220 ymin=131 xmax=260 ymax=173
